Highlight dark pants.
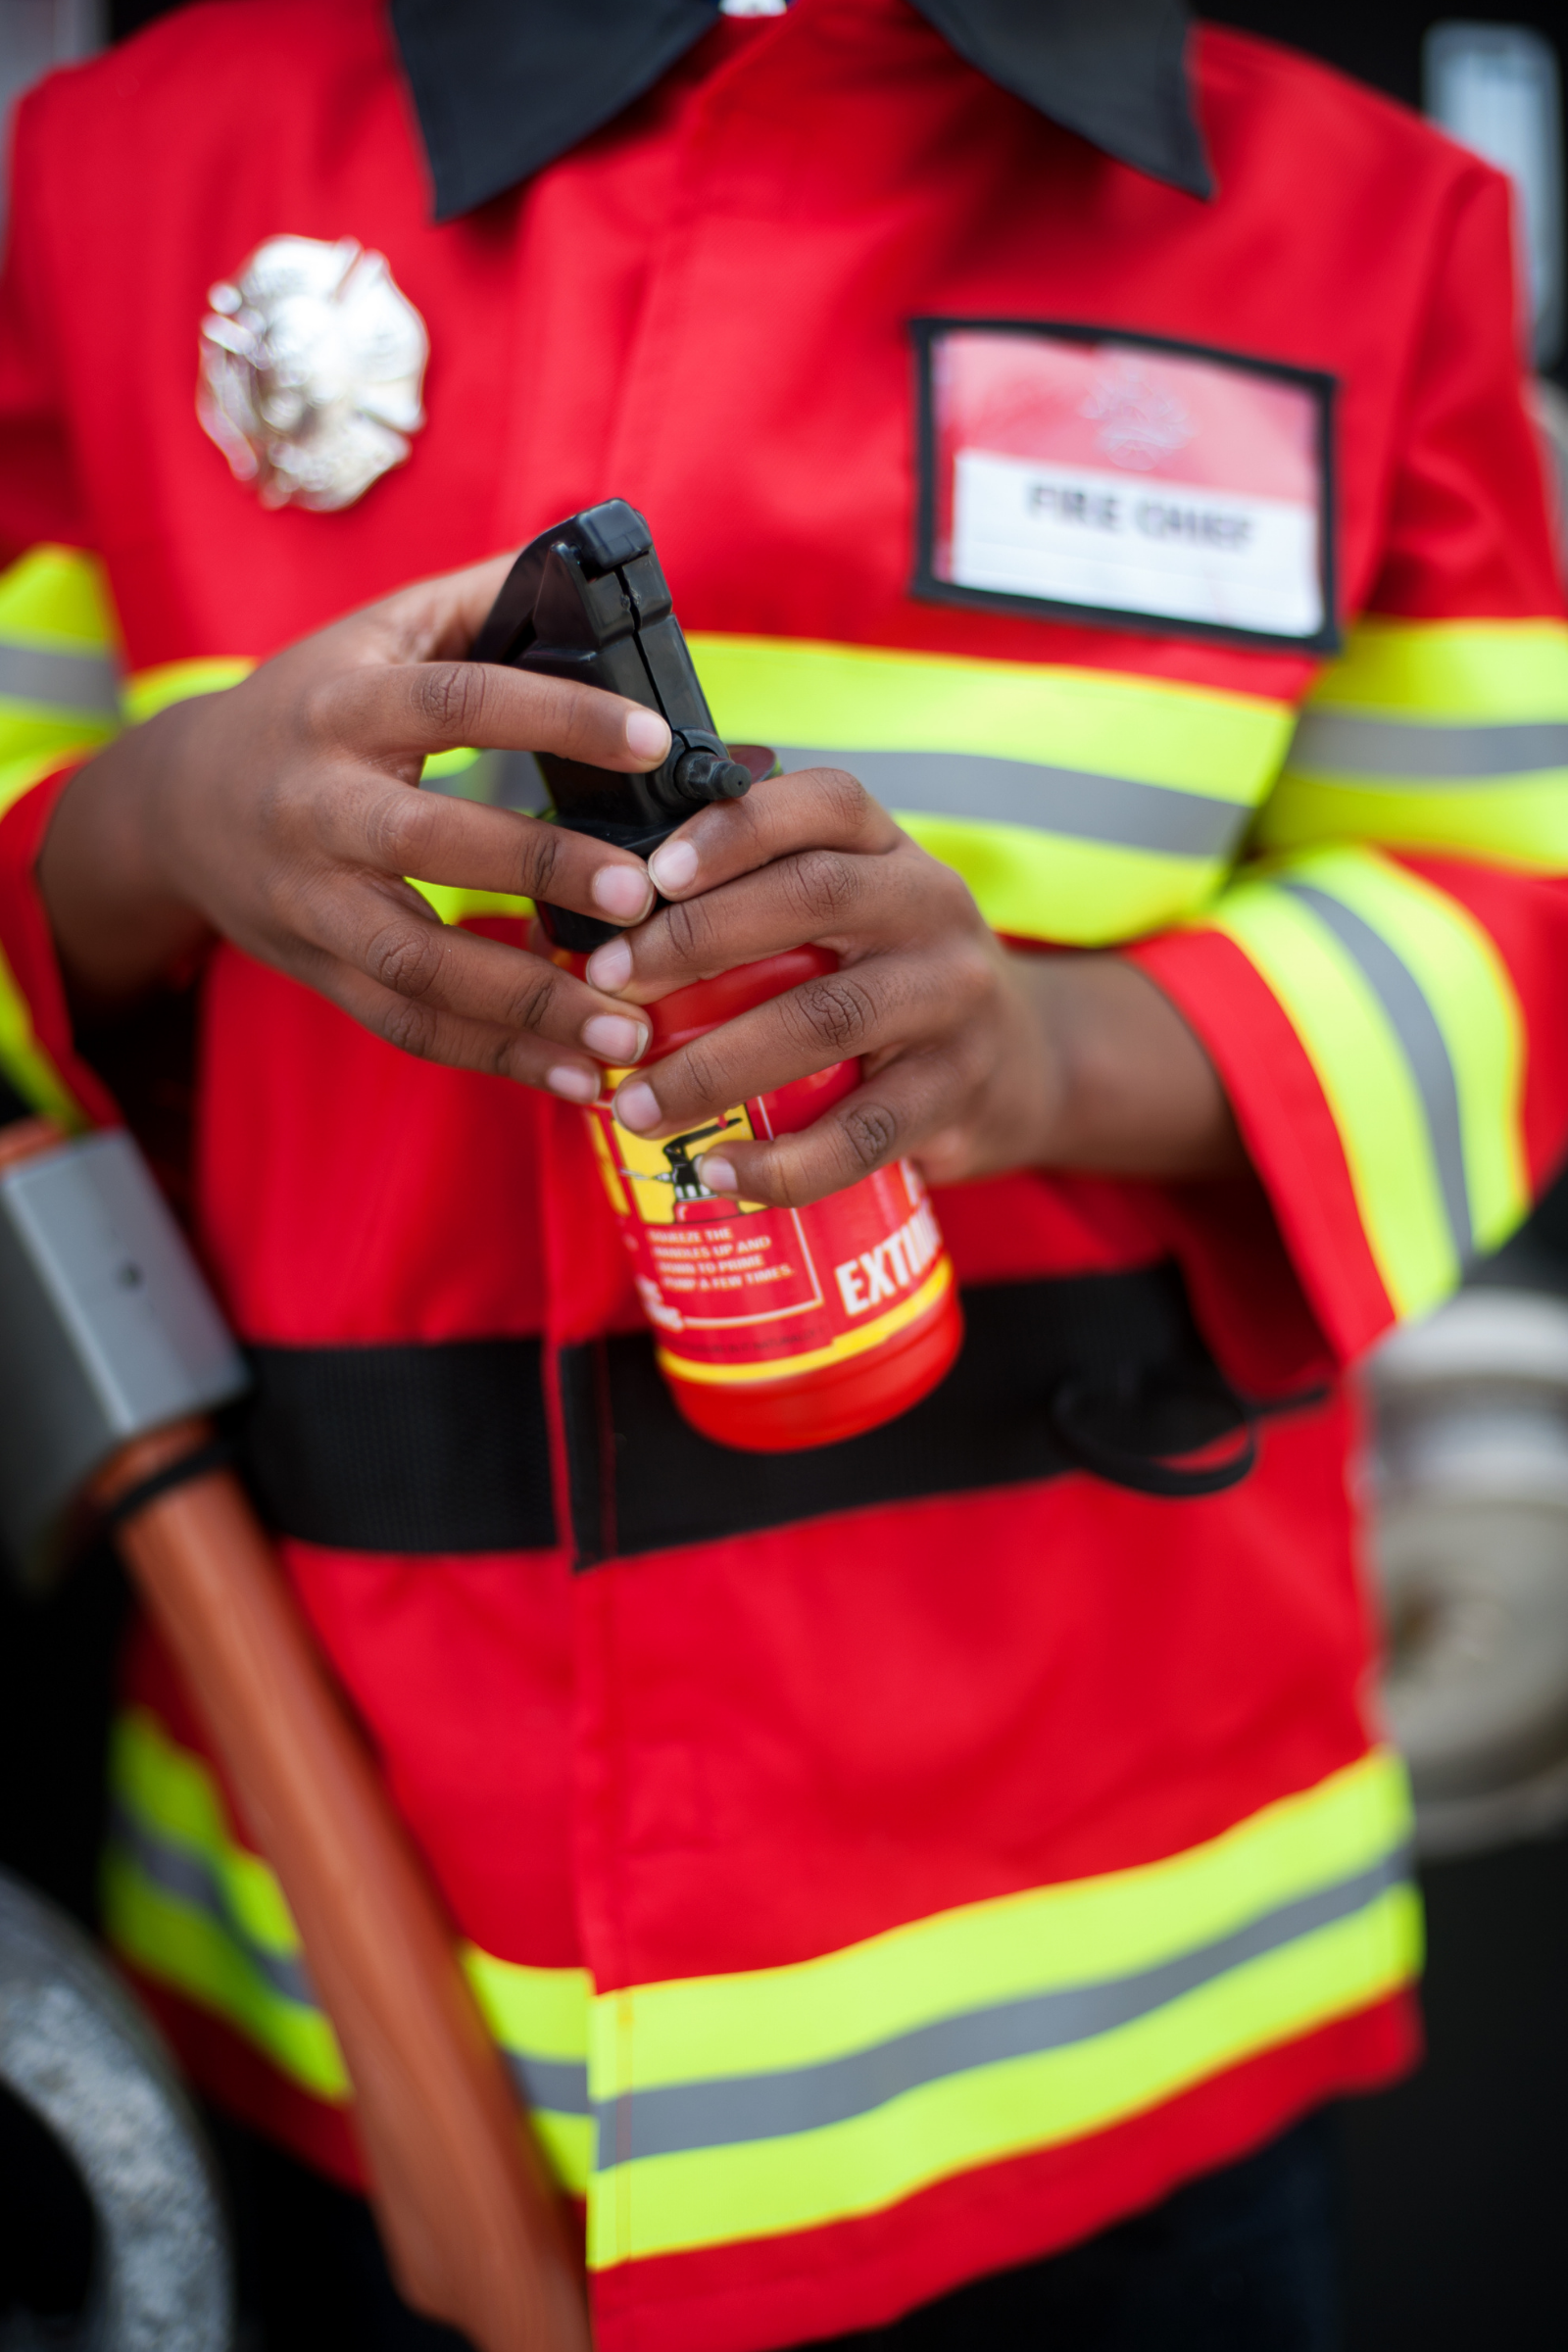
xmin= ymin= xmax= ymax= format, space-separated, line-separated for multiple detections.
xmin=211 ymin=2107 xmax=1342 ymax=2352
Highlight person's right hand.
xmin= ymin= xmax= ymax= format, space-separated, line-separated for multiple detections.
xmin=36 ymin=556 xmax=670 ymax=1102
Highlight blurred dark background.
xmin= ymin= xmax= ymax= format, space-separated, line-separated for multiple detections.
xmin=3 ymin=3 xmax=1566 ymax=2347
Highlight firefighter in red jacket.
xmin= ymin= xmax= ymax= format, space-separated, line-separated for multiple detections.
xmin=2 ymin=0 xmax=1566 ymax=2345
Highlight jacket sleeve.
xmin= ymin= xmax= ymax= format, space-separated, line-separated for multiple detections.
xmin=0 ymin=84 xmax=125 ymax=1125
xmin=1128 ymin=164 xmax=1568 ymax=1365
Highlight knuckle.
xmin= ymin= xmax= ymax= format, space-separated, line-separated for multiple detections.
xmin=415 ymin=661 xmax=487 ymax=742
xmin=376 ymin=993 xmax=441 ymax=1060
xmin=365 ymin=917 xmax=447 ymax=1001
xmin=841 ymin=1100 xmax=900 ymax=1172
xmin=661 ymin=893 xmax=710 ymax=964
xmin=674 ymin=1034 xmax=726 ymax=1104
xmin=514 ymin=818 xmax=563 ymax=901
xmin=364 ymin=786 xmax=428 ymax=870
xmin=786 ymin=847 xmax=858 ymax=925
xmin=789 ymin=974 xmax=874 ymax=1054
xmin=815 ymin=765 xmax=873 ymax=830
xmin=503 ymin=968 xmax=562 ymax=1036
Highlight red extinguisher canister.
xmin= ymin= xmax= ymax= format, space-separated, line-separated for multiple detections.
xmin=471 ymin=501 xmax=962 ymax=1452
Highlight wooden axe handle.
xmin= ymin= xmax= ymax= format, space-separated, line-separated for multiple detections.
xmin=102 ymin=1428 xmax=592 ymax=2352
xmin=1 ymin=1113 xmax=589 ymax=2351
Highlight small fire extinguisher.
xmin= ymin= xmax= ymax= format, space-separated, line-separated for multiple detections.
xmin=470 ymin=501 xmax=962 ymax=1451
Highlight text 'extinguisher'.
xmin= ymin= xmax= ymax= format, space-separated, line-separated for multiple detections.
xmin=469 ymin=500 xmax=963 ymax=1451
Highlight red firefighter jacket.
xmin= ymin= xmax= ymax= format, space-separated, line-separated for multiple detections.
xmin=0 ymin=4 xmax=1566 ymax=2347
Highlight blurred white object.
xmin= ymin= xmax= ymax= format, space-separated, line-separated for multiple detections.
xmin=1368 ymin=1289 xmax=1568 ymax=1856
xmin=1425 ymin=22 xmax=1564 ymax=369
xmin=0 ymin=1 xmax=103 ymax=240
xmin=198 ymin=236 xmax=428 ymax=513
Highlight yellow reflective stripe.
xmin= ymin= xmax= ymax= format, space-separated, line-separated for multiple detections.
xmin=900 ymin=814 xmax=1229 ymax=945
xmin=586 ymin=1750 xmax=1412 ymax=2267
xmin=0 ymin=545 xmax=119 ymax=652
xmin=122 ymin=658 xmax=254 ymax=723
xmin=1207 ymin=849 xmax=1527 ymax=1316
xmin=598 ymin=1750 xmax=1404 ymax=2092
xmin=106 ymin=1710 xmax=591 ymax=2187
xmin=0 ymin=933 xmax=84 ymax=1124
xmin=1257 ymin=772 xmax=1568 ymax=871
xmin=688 ymin=634 xmax=1289 ymax=943
xmin=110 ymin=1710 xmax=305 ymax=1958
xmin=466 ymin=1947 xmax=595 ymax=2197
xmin=1304 ymin=618 xmax=1568 ymax=718
xmin=589 ymin=1887 xmax=1416 ymax=2268
xmin=1260 ymin=619 xmax=1568 ymax=869
xmin=689 ymin=634 xmax=1289 ymax=796
xmin=102 ymin=1847 xmax=349 ymax=2101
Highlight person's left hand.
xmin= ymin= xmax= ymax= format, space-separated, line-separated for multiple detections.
xmin=582 ymin=765 xmax=1243 ymax=1205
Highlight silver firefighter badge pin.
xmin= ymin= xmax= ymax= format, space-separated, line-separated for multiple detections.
xmin=198 ymin=236 xmax=428 ymax=512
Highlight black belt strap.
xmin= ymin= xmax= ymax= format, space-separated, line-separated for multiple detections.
xmin=242 ymin=1336 xmax=556 ymax=1553
xmin=238 ymin=1265 xmax=1324 ymax=1564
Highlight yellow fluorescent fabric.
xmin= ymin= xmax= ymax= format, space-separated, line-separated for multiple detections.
xmin=686 ymin=632 xmax=1293 ymax=944
xmin=898 ymin=814 xmax=1231 ymax=945
xmin=105 ymin=1709 xmax=593 ymax=2192
xmin=1206 ymin=846 xmax=1529 ymax=1318
xmin=1301 ymin=617 xmax=1568 ymax=716
xmin=688 ymin=634 xmax=1290 ymax=794
xmin=585 ymin=1749 xmax=1414 ymax=2268
xmin=1260 ymin=618 xmax=1568 ymax=868
xmin=122 ymin=657 xmax=255 ymax=723
xmin=105 ymin=1706 xmax=1412 ymax=2262
xmin=0 ymin=548 xmax=126 ymax=1117
xmin=588 ymin=1891 xmax=1417 ymax=2269
xmin=594 ymin=1751 xmax=1406 ymax=2090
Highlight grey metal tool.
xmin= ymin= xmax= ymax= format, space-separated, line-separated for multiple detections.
xmin=0 ymin=1868 xmax=234 ymax=2351
xmin=0 ymin=1129 xmax=249 ymax=1592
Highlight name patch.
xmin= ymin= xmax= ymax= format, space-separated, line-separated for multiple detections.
xmin=913 ymin=320 xmax=1337 ymax=652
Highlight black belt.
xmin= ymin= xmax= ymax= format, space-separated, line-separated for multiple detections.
xmin=239 ymin=1262 xmax=1325 ymax=1565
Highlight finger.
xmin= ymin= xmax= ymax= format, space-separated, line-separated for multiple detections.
xmin=584 ymin=836 xmax=937 ymax=1001
xmin=278 ymin=872 xmax=653 ymax=1064
xmin=639 ymin=766 xmax=903 ymax=902
xmin=299 ymin=950 xmax=616 ymax=1102
xmin=309 ymin=657 xmax=671 ymax=772
xmin=311 ymin=776 xmax=656 ymax=926
xmin=609 ymin=946 xmax=988 ymax=1138
xmin=696 ymin=1053 xmax=964 ymax=1209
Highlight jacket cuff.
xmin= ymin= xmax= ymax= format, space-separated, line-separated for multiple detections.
xmin=0 ymin=759 xmax=119 ymax=1127
xmin=1126 ymin=925 xmax=1395 ymax=1366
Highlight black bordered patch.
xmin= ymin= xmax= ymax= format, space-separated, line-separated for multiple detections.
xmin=911 ymin=318 xmax=1339 ymax=655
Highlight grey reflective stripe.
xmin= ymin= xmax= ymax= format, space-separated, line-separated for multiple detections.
xmin=0 ymin=638 xmax=120 ymax=716
xmin=107 ymin=1805 xmax=317 ymax=2010
xmin=772 ymin=747 xmax=1250 ymax=860
xmin=1282 ymin=880 xmax=1473 ymax=1263
xmin=1288 ymin=710 xmax=1568 ymax=783
xmin=596 ymin=1849 xmax=1407 ymax=2166
xmin=501 ymin=2050 xmax=593 ymax=2118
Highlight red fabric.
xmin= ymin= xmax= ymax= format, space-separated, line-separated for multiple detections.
xmin=2 ymin=3 xmax=1555 ymax=2341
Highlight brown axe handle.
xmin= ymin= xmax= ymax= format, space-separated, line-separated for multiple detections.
xmin=99 ymin=1419 xmax=592 ymax=2352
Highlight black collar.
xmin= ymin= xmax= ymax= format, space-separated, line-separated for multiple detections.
xmin=390 ymin=0 xmax=1212 ymax=223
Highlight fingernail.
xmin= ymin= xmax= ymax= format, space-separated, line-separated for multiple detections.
xmin=649 ymin=838 xmax=699 ymax=894
xmin=625 ymin=709 xmax=671 ymax=760
xmin=699 ymin=1154 xmax=737 ymax=1194
xmin=582 ymin=1013 xmax=647 ymax=1064
xmin=585 ymin=936 xmax=633 ymax=991
xmin=592 ymin=864 xmax=652 ymax=921
xmin=546 ymin=1063 xmax=599 ymax=1103
xmin=613 ymin=1079 xmax=661 ymax=1133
